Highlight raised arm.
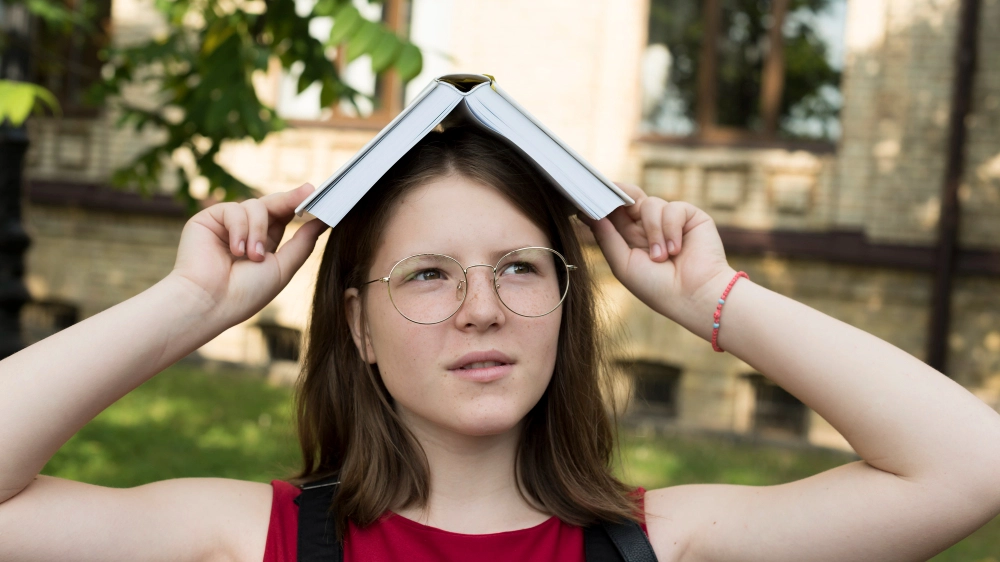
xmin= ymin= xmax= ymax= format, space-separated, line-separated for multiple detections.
xmin=582 ymin=184 xmax=1000 ymax=562
xmin=0 ymin=184 xmax=327 ymax=561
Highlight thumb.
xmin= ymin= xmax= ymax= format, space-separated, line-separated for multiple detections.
xmin=274 ymin=218 xmax=329 ymax=286
xmin=581 ymin=215 xmax=632 ymax=277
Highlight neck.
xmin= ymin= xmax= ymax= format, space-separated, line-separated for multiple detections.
xmin=393 ymin=414 xmax=551 ymax=533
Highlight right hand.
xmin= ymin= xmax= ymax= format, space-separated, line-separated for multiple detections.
xmin=168 ymin=183 xmax=329 ymax=327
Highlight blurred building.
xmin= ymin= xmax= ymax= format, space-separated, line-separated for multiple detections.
xmin=18 ymin=0 xmax=1000 ymax=451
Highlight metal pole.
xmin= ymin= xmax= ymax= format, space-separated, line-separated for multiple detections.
xmin=927 ymin=0 xmax=981 ymax=373
xmin=0 ymin=1 xmax=33 ymax=359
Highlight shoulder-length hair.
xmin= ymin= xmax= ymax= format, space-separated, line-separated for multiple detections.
xmin=293 ymin=125 xmax=639 ymax=538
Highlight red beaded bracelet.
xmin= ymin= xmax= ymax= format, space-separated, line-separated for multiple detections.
xmin=711 ymin=271 xmax=749 ymax=353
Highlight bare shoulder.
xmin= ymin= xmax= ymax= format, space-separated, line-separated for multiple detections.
xmin=643 ymin=459 xmax=988 ymax=562
xmin=643 ymin=484 xmax=719 ymax=562
xmin=0 ymin=474 xmax=275 ymax=562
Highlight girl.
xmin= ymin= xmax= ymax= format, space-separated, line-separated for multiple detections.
xmin=1 ymin=126 xmax=999 ymax=562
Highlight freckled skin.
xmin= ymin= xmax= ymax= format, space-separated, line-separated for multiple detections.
xmin=357 ymin=176 xmax=561 ymax=439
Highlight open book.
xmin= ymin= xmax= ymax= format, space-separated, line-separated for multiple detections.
xmin=294 ymin=74 xmax=633 ymax=227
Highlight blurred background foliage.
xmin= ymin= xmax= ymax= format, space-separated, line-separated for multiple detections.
xmin=0 ymin=0 xmax=422 ymax=213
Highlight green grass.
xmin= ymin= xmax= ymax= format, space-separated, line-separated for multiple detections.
xmin=617 ymin=430 xmax=1000 ymax=562
xmin=42 ymin=362 xmax=302 ymax=486
xmin=42 ymin=364 xmax=1000 ymax=560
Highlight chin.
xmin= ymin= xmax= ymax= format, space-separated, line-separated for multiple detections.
xmin=449 ymin=408 xmax=527 ymax=437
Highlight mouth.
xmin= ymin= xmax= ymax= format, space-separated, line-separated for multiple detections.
xmin=459 ymin=360 xmax=506 ymax=370
xmin=448 ymin=351 xmax=514 ymax=382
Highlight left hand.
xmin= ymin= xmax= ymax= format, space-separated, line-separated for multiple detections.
xmin=577 ymin=183 xmax=734 ymax=328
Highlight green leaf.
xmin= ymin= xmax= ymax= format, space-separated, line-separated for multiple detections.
xmin=0 ymin=82 xmax=33 ymax=125
xmin=0 ymin=81 xmax=61 ymax=126
xmin=346 ymin=19 xmax=380 ymax=61
xmin=297 ymin=71 xmax=313 ymax=95
xmin=394 ymin=43 xmax=423 ymax=82
xmin=328 ymin=4 xmax=362 ymax=45
xmin=202 ymin=19 xmax=236 ymax=56
xmin=370 ymin=32 xmax=402 ymax=73
xmin=29 ymin=84 xmax=61 ymax=116
xmin=319 ymin=80 xmax=339 ymax=108
xmin=313 ymin=0 xmax=342 ymax=17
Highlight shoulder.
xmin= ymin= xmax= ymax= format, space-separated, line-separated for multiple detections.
xmin=132 ymin=477 xmax=276 ymax=562
xmin=0 ymin=475 xmax=273 ymax=562
xmin=642 ymin=484 xmax=731 ymax=562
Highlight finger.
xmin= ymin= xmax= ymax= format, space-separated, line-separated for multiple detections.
xmin=216 ymin=203 xmax=248 ymax=257
xmin=583 ymin=217 xmax=634 ymax=276
xmin=614 ymin=182 xmax=647 ymax=202
xmin=273 ymin=218 xmax=329 ymax=286
xmin=662 ymin=202 xmax=689 ymax=256
xmin=242 ymin=198 xmax=270 ymax=261
xmin=599 ymin=206 xmax=649 ymax=249
xmin=639 ymin=198 xmax=668 ymax=261
xmin=260 ymin=183 xmax=316 ymax=223
xmin=614 ymin=183 xmax=648 ymax=221
xmin=605 ymin=205 xmax=637 ymax=241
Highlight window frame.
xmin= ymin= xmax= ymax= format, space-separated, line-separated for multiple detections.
xmin=640 ymin=0 xmax=838 ymax=152
xmin=27 ymin=0 xmax=112 ymax=119
xmin=284 ymin=0 xmax=409 ymax=130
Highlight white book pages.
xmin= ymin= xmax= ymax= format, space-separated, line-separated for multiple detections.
xmin=295 ymin=82 xmax=465 ymax=225
xmin=464 ymin=86 xmax=631 ymax=219
xmin=295 ymin=74 xmax=632 ymax=227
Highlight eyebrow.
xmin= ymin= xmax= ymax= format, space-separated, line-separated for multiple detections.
xmin=390 ymin=245 xmax=548 ymax=265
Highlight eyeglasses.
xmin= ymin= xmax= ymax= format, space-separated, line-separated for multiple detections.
xmin=363 ymin=247 xmax=577 ymax=325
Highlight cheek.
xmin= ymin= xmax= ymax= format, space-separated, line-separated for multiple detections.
xmin=367 ymin=303 xmax=438 ymax=381
xmin=521 ymin=315 xmax=561 ymax=375
xmin=364 ymin=301 xmax=564 ymax=435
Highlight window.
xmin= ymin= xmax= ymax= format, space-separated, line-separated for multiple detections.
xmin=744 ymin=373 xmax=808 ymax=437
xmin=28 ymin=0 xmax=112 ymax=117
xmin=20 ymin=300 xmax=78 ymax=346
xmin=621 ymin=360 xmax=681 ymax=418
xmin=642 ymin=0 xmax=846 ymax=143
xmin=277 ymin=0 xmax=409 ymax=125
xmin=258 ymin=322 xmax=302 ymax=362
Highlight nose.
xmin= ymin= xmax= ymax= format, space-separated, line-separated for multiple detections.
xmin=454 ymin=264 xmax=505 ymax=329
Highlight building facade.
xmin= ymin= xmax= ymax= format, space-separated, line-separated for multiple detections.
xmin=19 ymin=0 xmax=1000 ymax=451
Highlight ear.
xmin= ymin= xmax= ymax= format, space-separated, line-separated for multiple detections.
xmin=344 ymin=287 xmax=377 ymax=364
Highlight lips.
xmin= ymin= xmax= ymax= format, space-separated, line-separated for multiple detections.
xmin=447 ymin=350 xmax=514 ymax=371
xmin=460 ymin=361 xmax=504 ymax=370
xmin=447 ymin=351 xmax=514 ymax=382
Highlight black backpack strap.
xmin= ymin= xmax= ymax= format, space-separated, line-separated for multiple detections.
xmin=295 ymin=477 xmax=344 ymax=562
xmin=294 ymin=479 xmax=657 ymax=562
xmin=585 ymin=519 xmax=659 ymax=562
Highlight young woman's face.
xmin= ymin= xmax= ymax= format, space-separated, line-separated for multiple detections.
xmin=347 ymin=174 xmax=562 ymax=439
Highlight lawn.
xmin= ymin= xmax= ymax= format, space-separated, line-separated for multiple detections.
xmin=42 ymin=363 xmax=1000 ymax=561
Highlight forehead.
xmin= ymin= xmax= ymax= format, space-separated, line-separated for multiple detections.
xmin=376 ymin=175 xmax=552 ymax=264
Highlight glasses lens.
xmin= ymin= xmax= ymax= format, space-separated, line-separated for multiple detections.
xmin=388 ymin=254 xmax=467 ymax=323
xmin=495 ymin=248 xmax=569 ymax=317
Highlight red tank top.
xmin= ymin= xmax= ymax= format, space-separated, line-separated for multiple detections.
xmin=263 ymin=480 xmax=647 ymax=562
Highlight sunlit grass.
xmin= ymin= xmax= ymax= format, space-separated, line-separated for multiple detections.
xmin=41 ymin=364 xmax=1000 ymax=560
xmin=617 ymin=430 xmax=854 ymax=488
xmin=42 ymin=362 xmax=301 ymax=486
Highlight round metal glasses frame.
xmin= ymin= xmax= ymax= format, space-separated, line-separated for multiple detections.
xmin=362 ymin=246 xmax=578 ymax=325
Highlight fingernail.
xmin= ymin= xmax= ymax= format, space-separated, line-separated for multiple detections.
xmin=651 ymin=244 xmax=662 ymax=259
xmin=238 ymin=240 xmax=245 ymax=254
xmin=667 ymin=240 xmax=676 ymax=254
xmin=256 ymin=241 xmax=265 ymax=256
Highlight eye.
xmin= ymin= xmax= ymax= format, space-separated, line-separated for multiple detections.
xmin=501 ymin=262 xmax=536 ymax=276
xmin=406 ymin=268 xmax=446 ymax=282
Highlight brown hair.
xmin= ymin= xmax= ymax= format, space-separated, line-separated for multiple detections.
xmin=294 ymin=126 xmax=638 ymax=538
